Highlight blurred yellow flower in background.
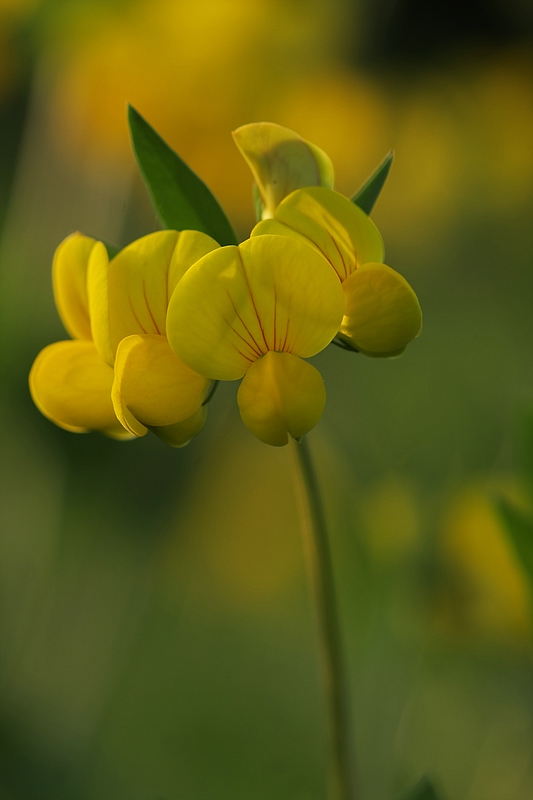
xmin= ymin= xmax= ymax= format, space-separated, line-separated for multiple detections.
xmin=360 ymin=477 xmax=420 ymax=564
xmin=277 ymin=70 xmax=391 ymax=201
xmin=437 ymin=481 xmax=532 ymax=644
xmin=2 ymin=0 xmax=530 ymax=249
xmin=46 ymin=0 xmax=345 ymax=227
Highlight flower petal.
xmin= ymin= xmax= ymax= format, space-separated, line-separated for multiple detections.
xmin=249 ymin=218 xmax=315 ymax=249
xmin=112 ymin=334 xmax=209 ymax=435
xmin=167 ymin=234 xmax=344 ymax=381
xmin=52 ymin=233 xmax=97 ymax=340
xmin=237 ymin=352 xmax=326 ymax=446
xmin=232 ymin=122 xmax=334 ymax=218
xmin=88 ymin=242 xmax=114 ymax=365
xmin=150 ymin=405 xmax=208 ymax=448
xmin=253 ymin=186 xmax=384 ymax=281
xmin=89 ymin=230 xmax=219 ymax=363
xmin=167 ymin=230 xmax=220 ymax=295
xmin=29 ymin=340 xmax=129 ymax=438
xmin=339 ymin=262 xmax=422 ymax=355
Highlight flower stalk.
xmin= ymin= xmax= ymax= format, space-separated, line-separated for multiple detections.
xmin=289 ymin=436 xmax=356 ymax=800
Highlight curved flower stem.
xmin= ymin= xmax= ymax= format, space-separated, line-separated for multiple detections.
xmin=289 ymin=436 xmax=356 ymax=800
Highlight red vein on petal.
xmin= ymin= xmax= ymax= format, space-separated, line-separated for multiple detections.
xmin=231 ymin=343 xmax=253 ymax=362
xmin=128 ymin=297 xmax=147 ymax=334
xmin=304 ymin=235 xmax=337 ymax=275
xmin=239 ymin=261 xmax=270 ymax=351
xmin=326 ymin=230 xmax=350 ymax=281
xmin=282 ymin=318 xmax=290 ymax=352
xmin=225 ymin=291 xmax=263 ymax=356
xmin=222 ymin=315 xmax=261 ymax=360
xmin=230 ymin=326 xmax=261 ymax=359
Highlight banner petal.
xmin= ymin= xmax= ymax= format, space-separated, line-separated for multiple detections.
xmin=89 ymin=230 xmax=219 ymax=363
xmin=167 ymin=235 xmax=344 ymax=381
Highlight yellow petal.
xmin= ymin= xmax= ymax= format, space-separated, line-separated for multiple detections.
xmin=168 ymin=229 xmax=220 ymax=296
xmin=112 ymin=334 xmax=209 ymax=436
xmin=89 ymin=230 xmax=219 ymax=363
xmin=232 ymin=122 xmax=334 ymax=218
xmin=248 ymin=218 xmax=315 ymax=249
xmin=29 ymin=340 xmax=129 ymax=438
xmin=52 ymin=232 xmax=97 ymax=340
xmin=88 ymin=242 xmax=114 ymax=365
xmin=150 ymin=405 xmax=208 ymax=448
xmin=253 ymin=186 xmax=384 ymax=281
xmin=237 ymin=351 xmax=326 ymax=447
xmin=167 ymin=234 xmax=344 ymax=381
xmin=339 ymin=263 xmax=422 ymax=355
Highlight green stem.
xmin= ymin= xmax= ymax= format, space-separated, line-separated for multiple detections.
xmin=289 ymin=436 xmax=356 ymax=800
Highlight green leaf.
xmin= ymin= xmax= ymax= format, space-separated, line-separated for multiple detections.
xmin=497 ymin=497 xmax=533 ymax=586
xmin=400 ymin=776 xmax=441 ymax=800
xmin=351 ymin=151 xmax=394 ymax=215
xmin=128 ymin=105 xmax=238 ymax=246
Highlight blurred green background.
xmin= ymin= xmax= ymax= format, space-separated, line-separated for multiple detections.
xmin=0 ymin=1 xmax=533 ymax=798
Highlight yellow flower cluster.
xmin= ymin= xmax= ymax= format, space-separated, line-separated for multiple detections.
xmin=30 ymin=123 xmax=422 ymax=447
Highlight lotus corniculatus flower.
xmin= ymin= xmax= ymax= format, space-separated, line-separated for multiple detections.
xmin=166 ymin=235 xmax=344 ymax=446
xmin=252 ymin=186 xmax=422 ymax=357
xmin=30 ymin=116 xmax=422 ymax=449
xmin=30 ymin=229 xmax=220 ymax=447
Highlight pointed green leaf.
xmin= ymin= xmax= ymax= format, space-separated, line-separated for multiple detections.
xmin=128 ymin=105 xmax=238 ymax=246
xmin=401 ymin=776 xmax=441 ymax=800
xmin=497 ymin=497 xmax=533 ymax=587
xmin=351 ymin=151 xmax=393 ymax=215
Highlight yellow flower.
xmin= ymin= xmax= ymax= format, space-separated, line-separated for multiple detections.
xmin=232 ymin=122 xmax=334 ymax=219
xmin=89 ymin=229 xmax=220 ymax=446
xmin=166 ymin=235 xmax=344 ymax=446
xmin=252 ymin=186 xmax=422 ymax=356
xmin=29 ymin=233 xmax=130 ymax=440
xmin=30 ymin=229 xmax=220 ymax=448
